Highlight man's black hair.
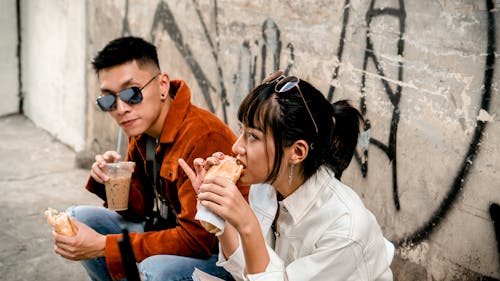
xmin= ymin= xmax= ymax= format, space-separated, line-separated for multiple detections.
xmin=92 ymin=36 xmax=160 ymax=73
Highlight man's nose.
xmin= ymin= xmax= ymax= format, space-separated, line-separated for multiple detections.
xmin=115 ymin=97 xmax=131 ymax=113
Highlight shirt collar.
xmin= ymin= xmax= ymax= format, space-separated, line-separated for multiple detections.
xmin=159 ymin=79 xmax=191 ymax=144
xmin=281 ymin=166 xmax=335 ymax=224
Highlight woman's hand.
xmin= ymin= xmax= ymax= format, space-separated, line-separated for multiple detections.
xmin=201 ymin=177 xmax=268 ymax=274
xmin=198 ymin=173 xmax=255 ymax=233
xmin=180 ymin=153 xmax=268 ymax=273
xmin=180 ymin=153 xmax=252 ymax=230
xmin=178 ymin=152 xmax=225 ymax=194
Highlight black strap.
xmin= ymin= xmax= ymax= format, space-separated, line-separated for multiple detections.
xmin=118 ymin=229 xmax=141 ymax=281
xmin=146 ymin=136 xmax=163 ymax=213
xmin=145 ymin=136 xmax=178 ymax=224
xmin=146 ymin=136 xmax=159 ymax=190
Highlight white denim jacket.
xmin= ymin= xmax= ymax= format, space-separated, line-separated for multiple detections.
xmin=217 ymin=166 xmax=394 ymax=281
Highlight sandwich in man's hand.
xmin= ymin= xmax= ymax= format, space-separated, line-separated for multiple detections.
xmin=45 ymin=207 xmax=78 ymax=236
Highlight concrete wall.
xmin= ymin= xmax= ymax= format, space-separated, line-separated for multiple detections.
xmin=84 ymin=1 xmax=499 ymax=279
xmin=15 ymin=0 xmax=500 ymax=279
xmin=21 ymin=0 xmax=87 ymax=151
xmin=0 ymin=0 xmax=19 ymax=116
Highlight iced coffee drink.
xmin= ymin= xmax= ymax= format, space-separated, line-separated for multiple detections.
xmin=103 ymin=161 xmax=135 ymax=211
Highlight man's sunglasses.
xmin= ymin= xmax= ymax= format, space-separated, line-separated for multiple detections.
xmin=266 ymin=72 xmax=319 ymax=134
xmin=96 ymin=74 xmax=160 ymax=112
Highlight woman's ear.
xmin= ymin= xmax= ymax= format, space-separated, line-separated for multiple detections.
xmin=290 ymin=140 xmax=309 ymax=164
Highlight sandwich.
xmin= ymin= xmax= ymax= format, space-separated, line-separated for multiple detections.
xmin=199 ymin=156 xmax=243 ymax=234
xmin=44 ymin=207 xmax=78 ymax=236
xmin=205 ymin=156 xmax=243 ymax=184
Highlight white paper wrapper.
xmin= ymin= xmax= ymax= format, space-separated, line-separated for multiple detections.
xmin=195 ymin=202 xmax=225 ymax=236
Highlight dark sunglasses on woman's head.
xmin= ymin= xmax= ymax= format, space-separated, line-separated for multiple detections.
xmin=266 ymin=72 xmax=319 ymax=134
xmin=96 ymin=74 xmax=160 ymax=112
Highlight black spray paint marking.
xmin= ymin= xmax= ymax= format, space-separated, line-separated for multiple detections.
xmin=236 ymin=19 xmax=295 ymax=89
xmin=359 ymin=0 xmax=406 ymax=211
xmin=490 ymin=203 xmax=500 ymax=268
xmin=192 ymin=0 xmax=229 ymax=123
xmin=327 ymin=0 xmax=351 ymax=102
xmin=326 ymin=0 xmax=497 ymax=254
xmin=150 ymin=1 xmax=216 ymax=113
xmin=122 ymin=0 xmax=131 ymax=36
xmin=123 ymin=0 xmax=496 ymax=254
xmin=402 ymin=0 xmax=496 ymax=246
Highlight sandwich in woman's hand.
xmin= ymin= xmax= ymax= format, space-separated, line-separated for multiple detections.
xmin=197 ymin=156 xmax=243 ymax=234
xmin=205 ymin=155 xmax=243 ymax=184
xmin=45 ymin=207 xmax=77 ymax=236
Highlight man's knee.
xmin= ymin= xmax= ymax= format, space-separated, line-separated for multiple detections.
xmin=138 ymin=254 xmax=227 ymax=281
xmin=67 ymin=205 xmax=120 ymax=233
xmin=139 ymin=255 xmax=196 ymax=281
xmin=67 ymin=205 xmax=101 ymax=222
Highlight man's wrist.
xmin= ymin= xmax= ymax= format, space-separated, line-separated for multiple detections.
xmin=97 ymin=234 xmax=107 ymax=257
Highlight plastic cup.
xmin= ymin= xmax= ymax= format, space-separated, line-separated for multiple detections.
xmin=103 ymin=161 xmax=135 ymax=211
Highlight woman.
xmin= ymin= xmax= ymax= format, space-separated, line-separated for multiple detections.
xmin=179 ymin=71 xmax=394 ymax=280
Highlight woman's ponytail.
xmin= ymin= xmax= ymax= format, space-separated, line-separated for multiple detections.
xmin=329 ymin=100 xmax=364 ymax=179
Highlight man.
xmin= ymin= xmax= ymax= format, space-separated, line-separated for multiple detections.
xmin=52 ymin=36 xmax=247 ymax=281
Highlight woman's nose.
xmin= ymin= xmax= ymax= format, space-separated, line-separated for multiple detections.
xmin=232 ymin=135 xmax=245 ymax=155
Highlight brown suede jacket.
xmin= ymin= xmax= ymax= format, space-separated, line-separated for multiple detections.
xmin=85 ymin=80 xmax=249 ymax=280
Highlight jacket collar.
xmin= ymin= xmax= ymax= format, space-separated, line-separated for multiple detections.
xmin=132 ymin=79 xmax=191 ymax=162
xmin=281 ymin=166 xmax=336 ymax=224
xmin=158 ymin=79 xmax=191 ymax=144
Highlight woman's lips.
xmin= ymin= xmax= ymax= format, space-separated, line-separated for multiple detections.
xmin=235 ymin=158 xmax=246 ymax=168
xmin=236 ymin=159 xmax=246 ymax=176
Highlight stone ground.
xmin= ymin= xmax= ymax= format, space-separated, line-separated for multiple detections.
xmin=0 ymin=114 xmax=100 ymax=281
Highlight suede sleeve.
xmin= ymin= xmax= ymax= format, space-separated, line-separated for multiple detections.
xmin=85 ymin=177 xmax=106 ymax=202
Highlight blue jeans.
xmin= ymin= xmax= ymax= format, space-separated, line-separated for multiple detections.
xmin=69 ymin=206 xmax=233 ymax=281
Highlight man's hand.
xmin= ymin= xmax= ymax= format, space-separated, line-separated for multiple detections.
xmin=90 ymin=151 xmax=121 ymax=184
xmin=52 ymin=220 xmax=106 ymax=261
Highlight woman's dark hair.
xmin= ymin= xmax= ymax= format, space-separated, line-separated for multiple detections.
xmin=237 ymin=76 xmax=363 ymax=183
xmin=92 ymin=36 xmax=160 ymax=73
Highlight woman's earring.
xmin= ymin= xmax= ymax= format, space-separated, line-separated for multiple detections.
xmin=288 ymin=163 xmax=294 ymax=186
xmin=161 ymin=94 xmax=166 ymax=100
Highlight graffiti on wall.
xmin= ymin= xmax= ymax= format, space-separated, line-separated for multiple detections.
xmin=343 ymin=0 xmax=498 ymax=250
xmin=118 ymin=0 xmax=498 ymax=276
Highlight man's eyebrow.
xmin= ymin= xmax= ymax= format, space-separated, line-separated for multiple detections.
xmin=100 ymin=78 xmax=135 ymax=94
xmin=99 ymin=88 xmax=114 ymax=95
